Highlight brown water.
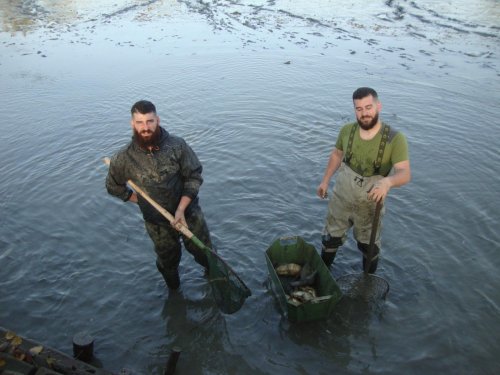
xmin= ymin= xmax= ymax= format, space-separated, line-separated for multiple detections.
xmin=1 ymin=1 xmax=499 ymax=374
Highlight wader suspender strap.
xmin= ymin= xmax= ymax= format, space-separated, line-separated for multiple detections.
xmin=343 ymin=124 xmax=357 ymax=165
xmin=374 ymin=123 xmax=390 ymax=175
xmin=343 ymin=123 xmax=391 ymax=176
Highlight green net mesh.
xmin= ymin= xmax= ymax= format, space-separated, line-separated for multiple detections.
xmin=206 ymin=250 xmax=251 ymax=314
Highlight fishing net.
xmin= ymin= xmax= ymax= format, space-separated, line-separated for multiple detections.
xmin=206 ymin=250 xmax=252 ymax=314
xmin=102 ymin=159 xmax=251 ymax=314
xmin=336 ymin=273 xmax=389 ymax=303
xmin=334 ymin=201 xmax=390 ymax=305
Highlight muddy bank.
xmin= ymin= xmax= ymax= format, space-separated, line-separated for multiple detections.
xmin=1 ymin=0 xmax=498 ymax=75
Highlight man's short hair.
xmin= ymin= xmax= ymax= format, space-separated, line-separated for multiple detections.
xmin=352 ymin=87 xmax=378 ymax=101
xmin=131 ymin=100 xmax=157 ymax=116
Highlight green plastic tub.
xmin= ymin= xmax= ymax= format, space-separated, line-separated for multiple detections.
xmin=265 ymin=236 xmax=343 ymax=322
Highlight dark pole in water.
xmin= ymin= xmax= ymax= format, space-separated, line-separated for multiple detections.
xmin=72 ymin=332 xmax=94 ymax=363
xmin=164 ymin=346 xmax=181 ymax=375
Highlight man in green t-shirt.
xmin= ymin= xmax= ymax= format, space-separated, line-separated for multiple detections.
xmin=317 ymin=87 xmax=411 ymax=273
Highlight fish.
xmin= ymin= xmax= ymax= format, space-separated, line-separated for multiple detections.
xmin=275 ymin=263 xmax=302 ymax=277
xmin=287 ymin=286 xmax=318 ymax=304
xmin=289 ymin=262 xmax=317 ymax=287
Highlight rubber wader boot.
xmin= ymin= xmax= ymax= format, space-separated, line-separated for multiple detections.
xmin=321 ymin=250 xmax=337 ymax=268
xmin=156 ymin=260 xmax=180 ymax=290
xmin=321 ymin=235 xmax=342 ymax=268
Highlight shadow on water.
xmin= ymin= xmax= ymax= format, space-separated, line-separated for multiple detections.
xmin=279 ymin=292 xmax=389 ymax=373
xmin=151 ymin=290 xmax=257 ymax=375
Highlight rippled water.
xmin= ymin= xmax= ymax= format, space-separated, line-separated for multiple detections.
xmin=1 ymin=1 xmax=499 ymax=374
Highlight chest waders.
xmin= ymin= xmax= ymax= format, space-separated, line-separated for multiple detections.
xmin=321 ymin=124 xmax=390 ymax=273
xmin=145 ymin=205 xmax=212 ymax=290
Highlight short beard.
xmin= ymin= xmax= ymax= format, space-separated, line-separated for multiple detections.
xmin=134 ymin=126 xmax=161 ymax=149
xmin=357 ymin=112 xmax=379 ymax=130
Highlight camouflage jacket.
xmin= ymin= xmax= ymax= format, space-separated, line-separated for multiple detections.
xmin=106 ymin=127 xmax=204 ymax=224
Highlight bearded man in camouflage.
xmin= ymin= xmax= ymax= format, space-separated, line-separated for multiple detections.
xmin=317 ymin=87 xmax=411 ymax=273
xmin=106 ymin=100 xmax=212 ymax=290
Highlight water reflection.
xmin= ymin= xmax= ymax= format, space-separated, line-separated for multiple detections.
xmin=156 ymin=290 xmax=258 ymax=374
xmin=285 ymin=317 xmax=352 ymax=371
xmin=277 ymin=289 xmax=390 ymax=372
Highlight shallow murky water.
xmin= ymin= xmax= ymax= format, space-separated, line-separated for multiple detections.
xmin=1 ymin=1 xmax=499 ymax=374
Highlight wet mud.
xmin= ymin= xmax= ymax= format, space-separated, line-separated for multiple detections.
xmin=1 ymin=0 xmax=498 ymax=74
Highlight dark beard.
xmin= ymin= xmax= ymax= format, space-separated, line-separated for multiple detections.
xmin=134 ymin=126 xmax=161 ymax=149
xmin=357 ymin=112 xmax=379 ymax=130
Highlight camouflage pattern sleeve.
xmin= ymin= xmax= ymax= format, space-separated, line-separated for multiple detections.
xmin=178 ymin=140 xmax=203 ymax=200
xmin=105 ymin=154 xmax=133 ymax=201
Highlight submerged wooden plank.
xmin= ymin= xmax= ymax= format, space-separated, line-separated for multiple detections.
xmin=0 ymin=326 xmax=115 ymax=375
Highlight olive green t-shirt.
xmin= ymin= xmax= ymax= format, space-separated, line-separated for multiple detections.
xmin=335 ymin=122 xmax=409 ymax=177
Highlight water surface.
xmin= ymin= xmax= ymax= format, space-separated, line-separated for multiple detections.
xmin=1 ymin=1 xmax=499 ymax=374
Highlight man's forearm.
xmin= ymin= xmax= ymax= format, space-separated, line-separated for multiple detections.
xmin=177 ymin=196 xmax=192 ymax=212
